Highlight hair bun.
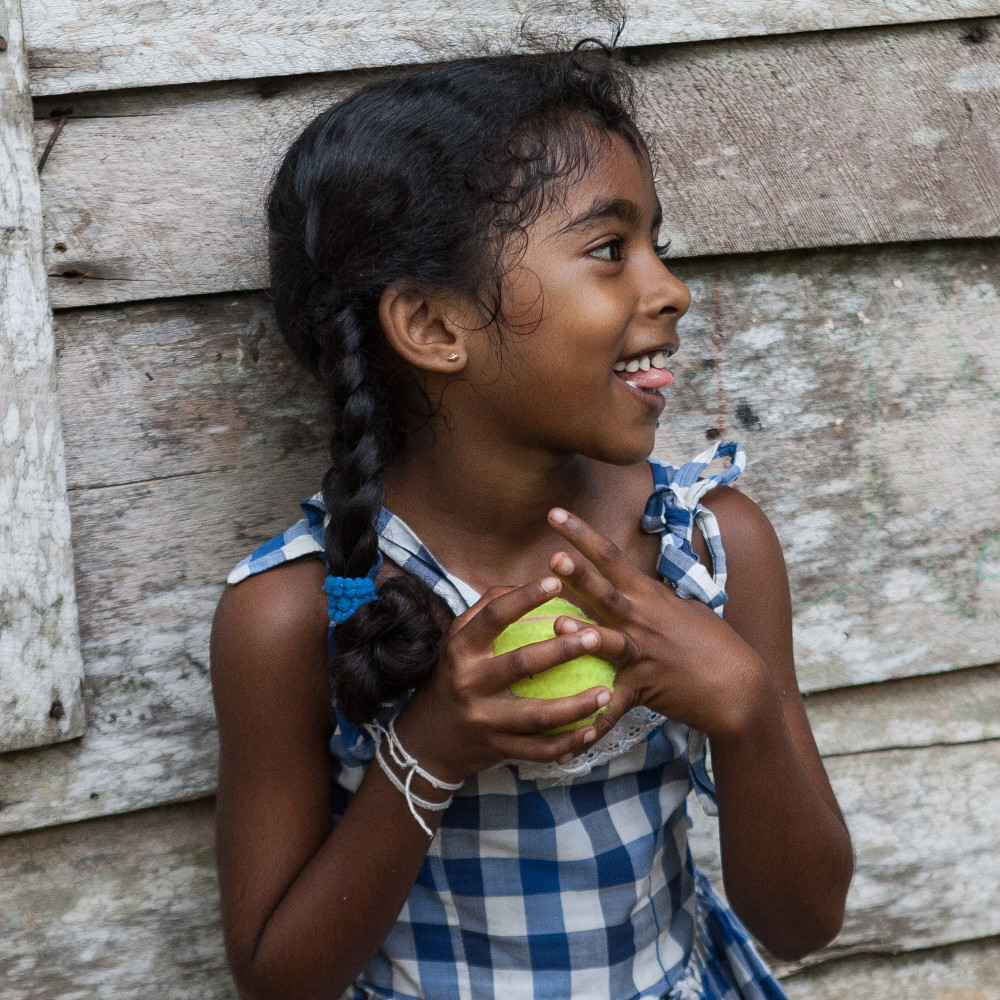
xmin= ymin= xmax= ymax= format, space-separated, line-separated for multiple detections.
xmin=332 ymin=574 xmax=445 ymax=724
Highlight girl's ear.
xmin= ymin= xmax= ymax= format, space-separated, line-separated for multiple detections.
xmin=378 ymin=282 xmax=474 ymax=372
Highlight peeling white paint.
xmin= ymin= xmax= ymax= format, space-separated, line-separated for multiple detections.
xmin=948 ymin=62 xmax=1000 ymax=92
xmin=0 ymin=0 xmax=85 ymax=752
xmin=908 ymin=125 xmax=949 ymax=149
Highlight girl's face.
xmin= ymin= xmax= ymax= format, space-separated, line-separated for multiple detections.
xmin=469 ymin=132 xmax=691 ymax=466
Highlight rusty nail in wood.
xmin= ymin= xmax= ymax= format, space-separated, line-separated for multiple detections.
xmin=0 ymin=36 xmax=8 ymax=51
xmin=37 ymin=116 xmax=68 ymax=175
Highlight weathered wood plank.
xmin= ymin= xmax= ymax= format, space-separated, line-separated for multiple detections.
xmin=23 ymin=0 xmax=1000 ymax=97
xmin=3 ymin=745 xmax=1000 ymax=999
xmin=0 ymin=798 xmax=238 ymax=1000
xmin=806 ymin=664 xmax=1000 ymax=758
xmin=0 ymin=458 xmax=319 ymax=836
xmin=52 ymin=292 xmax=326 ymax=490
xmin=666 ymin=239 xmax=1000 ymax=690
xmin=51 ymin=239 xmax=1000 ymax=690
xmin=781 ymin=936 xmax=1000 ymax=999
xmin=36 ymin=18 xmax=1000 ymax=308
xmin=0 ymin=0 xmax=85 ymax=751
xmin=689 ymin=739 xmax=1000 ymax=960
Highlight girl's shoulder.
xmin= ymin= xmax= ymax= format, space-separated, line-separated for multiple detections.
xmin=212 ymin=554 xmax=337 ymax=736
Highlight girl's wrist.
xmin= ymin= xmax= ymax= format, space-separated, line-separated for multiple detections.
xmin=392 ymin=697 xmax=471 ymax=786
xmin=706 ymin=655 xmax=783 ymax=746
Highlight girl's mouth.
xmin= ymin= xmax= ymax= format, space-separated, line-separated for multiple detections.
xmin=613 ymin=349 xmax=674 ymax=399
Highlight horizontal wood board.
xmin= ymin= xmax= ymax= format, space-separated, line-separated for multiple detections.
xmin=688 ymin=739 xmax=1000 ymax=959
xmin=0 ymin=798 xmax=238 ymax=1000
xmin=4 ymin=743 xmax=1000 ymax=997
xmin=782 ymin=937 xmax=1000 ymax=1000
xmin=0 ymin=0 xmax=86 ymax=752
xmin=35 ymin=18 xmax=1000 ymax=309
xmin=23 ymin=0 xmax=1000 ymax=96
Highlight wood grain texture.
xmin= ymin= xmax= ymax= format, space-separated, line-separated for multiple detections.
xmin=36 ymin=17 xmax=1000 ymax=309
xmin=0 ymin=798 xmax=238 ymax=1000
xmin=781 ymin=936 xmax=1000 ymax=999
xmin=23 ymin=0 xmax=1000 ymax=97
xmin=0 ymin=458 xmax=319 ymax=837
xmin=0 ymin=0 xmax=85 ymax=751
xmin=3 ymin=748 xmax=1000 ymax=999
xmin=689 ymin=739 xmax=1000 ymax=961
xmin=664 ymin=240 xmax=1000 ymax=690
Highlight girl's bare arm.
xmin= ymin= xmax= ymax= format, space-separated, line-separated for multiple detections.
xmin=699 ymin=487 xmax=853 ymax=960
xmin=211 ymin=558 xmax=611 ymax=1000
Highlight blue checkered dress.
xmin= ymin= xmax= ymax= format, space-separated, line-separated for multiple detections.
xmin=227 ymin=440 xmax=789 ymax=1000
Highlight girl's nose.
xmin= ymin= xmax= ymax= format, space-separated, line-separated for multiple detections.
xmin=642 ymin=255 xmax=691 ymax=326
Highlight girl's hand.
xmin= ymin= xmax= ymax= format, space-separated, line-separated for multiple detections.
xmin=543 ymin=508 xmax=777 ymax=742
xmin=394 ymin=578 xmax=633 ymax=784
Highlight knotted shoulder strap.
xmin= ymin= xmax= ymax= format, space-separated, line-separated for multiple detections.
xmin=641 ymin=439 xmax=746 ymax=615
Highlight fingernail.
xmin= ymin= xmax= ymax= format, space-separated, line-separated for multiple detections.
xmin=540 ymin=576 xmax=560 ymax=593
xmin=562 ymin=619 xmax=579 ymax=631
xmin=583 ymin=729 xmax=597 ymax=744
xmin=556 ymin=555 xmax=574 ymax=574
xmin=558 ymin=752 xmax=573 ymax=764
xmin=597 ymin=690 xmax=611 ymax=707
xmin=549 ymin=508 xmax=568 ymax=524
xmin=580 ymin=630 xmax=599 ymax=648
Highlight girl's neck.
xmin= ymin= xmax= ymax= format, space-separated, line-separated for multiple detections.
xmin=381 ymin=432 xmax=605 ymax=566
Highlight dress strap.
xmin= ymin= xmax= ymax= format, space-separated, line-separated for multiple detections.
xmin=642 ymin=439 xmax=746 ymax=615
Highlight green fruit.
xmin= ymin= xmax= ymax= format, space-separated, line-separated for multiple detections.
xmin=494 ymin=597 xmax=615 ymax=732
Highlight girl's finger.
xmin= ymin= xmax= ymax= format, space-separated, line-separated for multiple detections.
xmin=551 ymin=618 xmax=639 ymax=669
xmin=548 ymin=543 xmax=634 ymax=626
xmin=505 ymin=685 xmax=612 ymax=735
xmin=547 ymin=508 xmax=639 ymax=592
xmin=454 ymin=577 xmax=563 ymax=654
xmin=499 ymin=726 xmax=601 ymax=767
xmin=491 ymin=629 xmax=610 ymax=690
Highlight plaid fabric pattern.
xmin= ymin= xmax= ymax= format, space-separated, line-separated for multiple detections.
xmin=641 ymin=440 xmax=746 ymax=615
xmin=227 ymin=443 xmax=788 ymax=1000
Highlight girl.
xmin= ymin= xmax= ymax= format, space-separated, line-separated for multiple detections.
xmin=210 ymin=40 xmax=853 ymax=1000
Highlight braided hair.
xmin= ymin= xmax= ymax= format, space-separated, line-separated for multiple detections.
xmin=266 ymin=35 xmax=648 ymax=724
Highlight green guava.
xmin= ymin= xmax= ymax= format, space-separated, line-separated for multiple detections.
xmin=493 ymin=597 xmax=615 ymax=732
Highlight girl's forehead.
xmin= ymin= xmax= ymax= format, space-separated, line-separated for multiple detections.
xmin=537 ymin=138 xmax=659 ymax=232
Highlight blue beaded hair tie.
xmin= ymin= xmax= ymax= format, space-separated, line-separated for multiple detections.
xmin=323 ymin=575 xmax=378 ymax=624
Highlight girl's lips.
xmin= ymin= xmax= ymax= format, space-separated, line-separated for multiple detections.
xmin=623 ymin=367 xmax=674 ymax=390
xmin=614 ymin=371 xmax=669 ymax=411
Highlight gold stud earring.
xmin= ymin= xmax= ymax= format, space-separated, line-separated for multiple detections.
xmin=446 ymin=353 xmax=460 ymax=362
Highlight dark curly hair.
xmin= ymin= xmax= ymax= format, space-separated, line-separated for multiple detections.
xmin=266 ymin=33 xmax=649 ymax=724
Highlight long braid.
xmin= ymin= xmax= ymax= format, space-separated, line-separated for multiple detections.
xmin=321 ymin=302 xmax=384 ymax=579
xmin=319 ymin=299 xmax=444 ymax=723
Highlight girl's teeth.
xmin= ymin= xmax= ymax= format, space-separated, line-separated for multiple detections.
xmin=613 ymin=360 xmax=627 ymax=372
xmin=639 ymin=356 xmax=651 ymax=370
xmin=625 ymin=379 xmax=638 ymax=388
xmin=625 ymin=359 xmax=641 ymax=373
xmin=651 ymin=351 xmax=667 ymax=369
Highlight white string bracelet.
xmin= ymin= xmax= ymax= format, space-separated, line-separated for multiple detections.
xmin=368 ymin=718 xmax=464 ymax=837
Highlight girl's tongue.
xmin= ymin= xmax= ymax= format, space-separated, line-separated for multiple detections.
xmin=616 ymin=367 xmax=674 ymax=389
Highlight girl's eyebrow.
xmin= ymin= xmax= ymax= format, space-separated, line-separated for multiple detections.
xmin=559 ymin=197 xmax=664 ymax=234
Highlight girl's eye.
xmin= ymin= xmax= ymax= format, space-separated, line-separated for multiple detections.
xmin=589 ymin=238 xmax=624 ymax=262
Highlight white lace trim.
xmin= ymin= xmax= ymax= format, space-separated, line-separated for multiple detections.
xmin=505 ymin=706 xmax=668 ymax=783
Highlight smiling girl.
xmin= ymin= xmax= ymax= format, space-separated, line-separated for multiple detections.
xmin=210 ymin=39 xmax=853 ymax=1000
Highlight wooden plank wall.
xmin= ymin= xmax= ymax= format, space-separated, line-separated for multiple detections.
xmin=0 ymin=0 xmax=86 ymax=752
xmin=3 ymin=3 xmax=999 ymax=996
